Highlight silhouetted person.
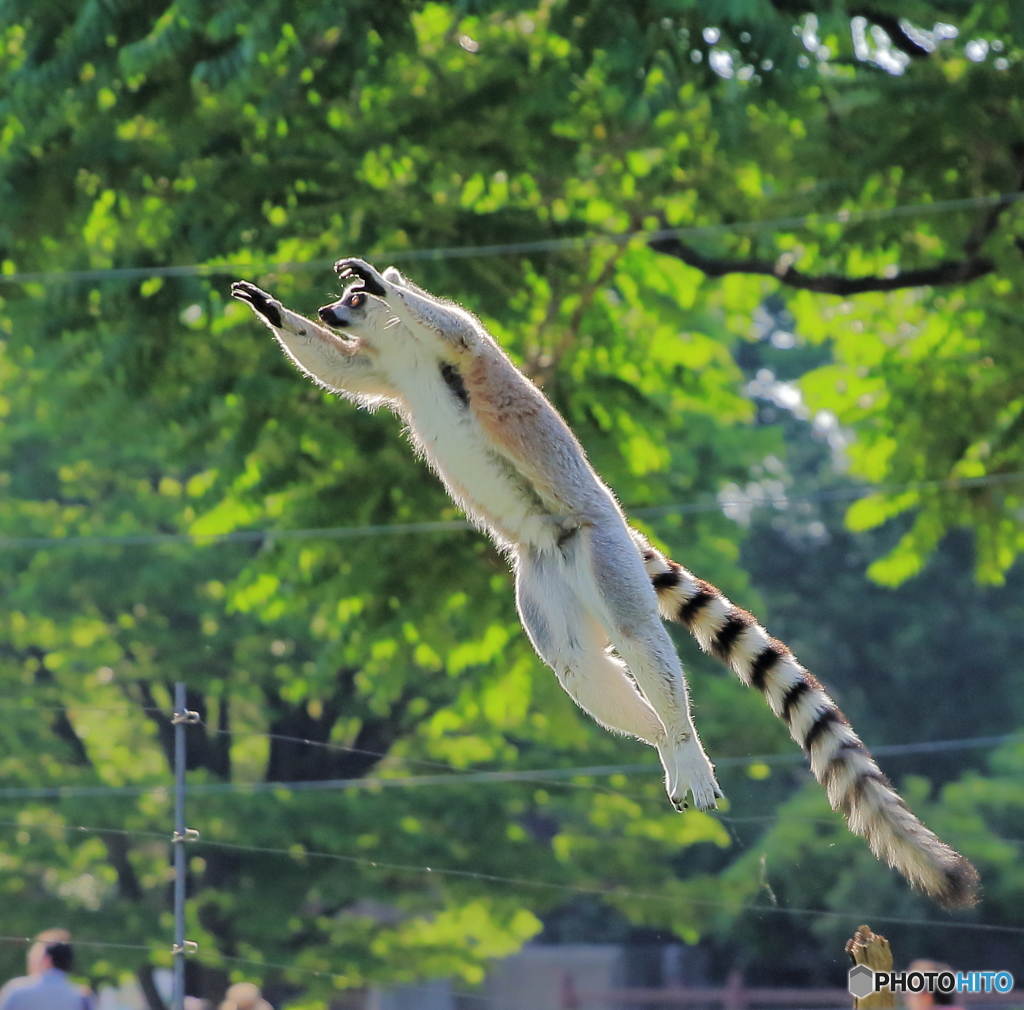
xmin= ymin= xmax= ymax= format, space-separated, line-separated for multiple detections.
xmin=904 ymin=960 xmax=965 ymax=1010
xmin=0 ymin=941 xmax=89 ymax=1010
xmin=0 ymin=929 xmax=71 ymax=1006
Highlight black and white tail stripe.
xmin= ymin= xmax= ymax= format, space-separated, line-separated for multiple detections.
xmin=637 ymin=532 xmax=978 ymax=910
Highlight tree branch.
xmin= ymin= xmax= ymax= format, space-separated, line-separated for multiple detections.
xmin=136 ymin=966 xmax=167 ymax=1010
xmin=650 ymin=176 xmax=1024 ymax=296
xmin=29 ymin=648 xmax=91 ymax=766
xmin=647 ymin=235 xmax=995 ymax=295
xmin=136 ymin=681 xmax=230 ymax=779
xmin=263 ymin=669 xmax=413 ymax=782
xmin=528 ymin=245 xmax=626 ymax=386
xmin=105 ymin=831 xmax=144 ymax=901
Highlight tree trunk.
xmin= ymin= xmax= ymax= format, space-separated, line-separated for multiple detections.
xmin=136 ymin=965 xmax=167 ymax=1010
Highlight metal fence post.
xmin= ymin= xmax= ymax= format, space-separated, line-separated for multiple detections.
xmin=171 ymin=683 xmax=200 ymax=1010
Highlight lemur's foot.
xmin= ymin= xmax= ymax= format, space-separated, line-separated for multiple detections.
xmin=665 ymin=737 xmax=722 ymax=813
xmin=231 ymin=281 xmax=283 ymax=328
xmin=334 ymin=258 xmax=388 ymax=298
xmin=678 ymin=775 xmax=723 ymax=813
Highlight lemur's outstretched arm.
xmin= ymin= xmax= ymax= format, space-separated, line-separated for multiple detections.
xmin=231 ymin=280 xmax=389 ymax=400
xmin=231 ymin=263 xmax=979 ymax=909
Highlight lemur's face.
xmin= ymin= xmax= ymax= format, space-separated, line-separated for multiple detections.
xmin=317 ymin=284 xmax=392 ymax=335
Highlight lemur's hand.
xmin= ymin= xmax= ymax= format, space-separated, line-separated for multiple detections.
xmin=231 ymin=281 xmax=283 ymax=327
xmin=334 ymin=258 xmax=388 ymax=298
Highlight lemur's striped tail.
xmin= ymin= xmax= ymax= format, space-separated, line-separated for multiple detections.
xmin=634 ymin=532 xmax=979 ymax=909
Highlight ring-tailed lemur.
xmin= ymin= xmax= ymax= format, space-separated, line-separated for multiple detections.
xmin=231 ymin=259 xmax=978 ymax=908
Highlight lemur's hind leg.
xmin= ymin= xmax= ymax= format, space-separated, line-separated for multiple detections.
xmin=569 ymin=524 xmax=722 ymax=811
xmin=514 ymin=546 xmax=676 ymax=783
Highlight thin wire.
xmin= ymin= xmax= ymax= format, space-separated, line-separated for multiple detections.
xmin=0 ymin=937 xmax=569 ymax=1009
xmin=195 ymin=722 xmax=1024 ymax=791
xmin=0 ymin=693 xmax=983 ymax=806
xmin=0 ymin=701 xmax=467 ymax=777
xmin=0 ymin=705 xmax=630 ymax=794
xmin=195 ymin=949 xmax=543 ymax=1009
xmin=4 ymin=698 xmax=1016 ymax=781
xmin=187 ymin=838 xmax=1024 ymax=935
xmin=0 ymin=936 xmax=337 ymax=992
xmin=202 ymin=724 xmax=467 ymax=774
xmin=0 ymin=934 xmax=153 ymax=952
xmin=713 ymin=813 xmax=1024 ymax=849
xmin=8 ymin=707 xmax=493 ymax=777
xmin=0 ymin=818 xmax=165 ymax=840
xmin=189 ymin=945 xmax=576 ymax=1010
xmin=2 ymin=469 xmax=1021 ymax=551
xmin=199 ymin=725 xmax=1024 ymax=768
xmin=0 ymin=732 xmax=1018 ymax=800
xmin=0 ymin=931 xmax=1003 ymax=1010
xmin=0 ymin=765 xmax=659 ymax=800
xmin=0 ymin=821 xmax=1017 ymax=937
xmin=685 ymin=469 xmax=1024 ymax=517
xmin=0 ymin=519 xmax=471 ymax=550
xmin=0 ymin=702 xmax=166 ymax=714
xmin=201 ymin=723 xmax=649 ymax=798
xmin=0 ymin=192 xmax=1020 ymax=286
xmin=202 ymin=725 xmax=668 ymax=803
xmin=0 ymin=936 xmax=669 ymax=1010
xmin=1 ymin=811 xmax=1016 ymax=848
xmin=195 ymin=949 xmax=354 ymax=988
xmin=201 ymin=725 xmax=643 ymax=799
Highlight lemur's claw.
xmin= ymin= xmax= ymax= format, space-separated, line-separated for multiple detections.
xmin=334 ymin=258 xmax=387 ymax=298
xmin=231 ymin=281 xmax=283 ymax=328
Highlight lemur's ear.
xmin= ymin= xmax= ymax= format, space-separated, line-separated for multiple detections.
xmin=382 ymin=266 xmax=405 ymax=287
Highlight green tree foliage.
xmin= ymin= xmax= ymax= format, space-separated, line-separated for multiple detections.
xmin=1 ymin=0 xmax=1023 ymax=1003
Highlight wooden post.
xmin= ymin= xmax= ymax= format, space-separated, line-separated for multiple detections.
xmin=846 ymin=925 xmax=894 ymax=1009
xmin=723 ymin=970 xmax=746 ymax=1010
xmin=560 ymin=973 xmax=581 ymax=1010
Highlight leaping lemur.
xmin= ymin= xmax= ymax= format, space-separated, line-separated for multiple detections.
xmin=231 ymin=258 xmax=978 ymax=908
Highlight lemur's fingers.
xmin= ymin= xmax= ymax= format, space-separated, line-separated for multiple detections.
xmin=230 ymin=281 xmax=283 ymax=328
xmin=333 ymin=258 xmax=388 ymax=297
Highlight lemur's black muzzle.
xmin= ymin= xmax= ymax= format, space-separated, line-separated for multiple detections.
xmin=318 ymin=305 xmax=348 ymax=327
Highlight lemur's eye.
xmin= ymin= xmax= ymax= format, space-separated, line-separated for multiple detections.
xmin=349 ymin=291 xmax=365 ymax=308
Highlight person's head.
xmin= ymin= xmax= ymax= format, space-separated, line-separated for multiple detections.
xmin=904 ymin=960 xmax=956 ymax=1010
xmin=26 ymin=929 xmax=70 ymax=974
xmin=219 ymin=982 xmax=271 ymax=1010
xmin=43 ymin=942 xmax=74 ymax=973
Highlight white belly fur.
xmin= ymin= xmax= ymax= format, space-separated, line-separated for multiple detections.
xmin=396 ymin=359 xmax=554 ymax=549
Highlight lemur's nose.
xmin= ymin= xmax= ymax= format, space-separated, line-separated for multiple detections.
xmin=318 ymin=304 xmax=346 ymax=327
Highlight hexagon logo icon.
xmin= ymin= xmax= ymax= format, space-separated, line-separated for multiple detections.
xmin=849 ymin=965 xmax=875 ymax=1000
